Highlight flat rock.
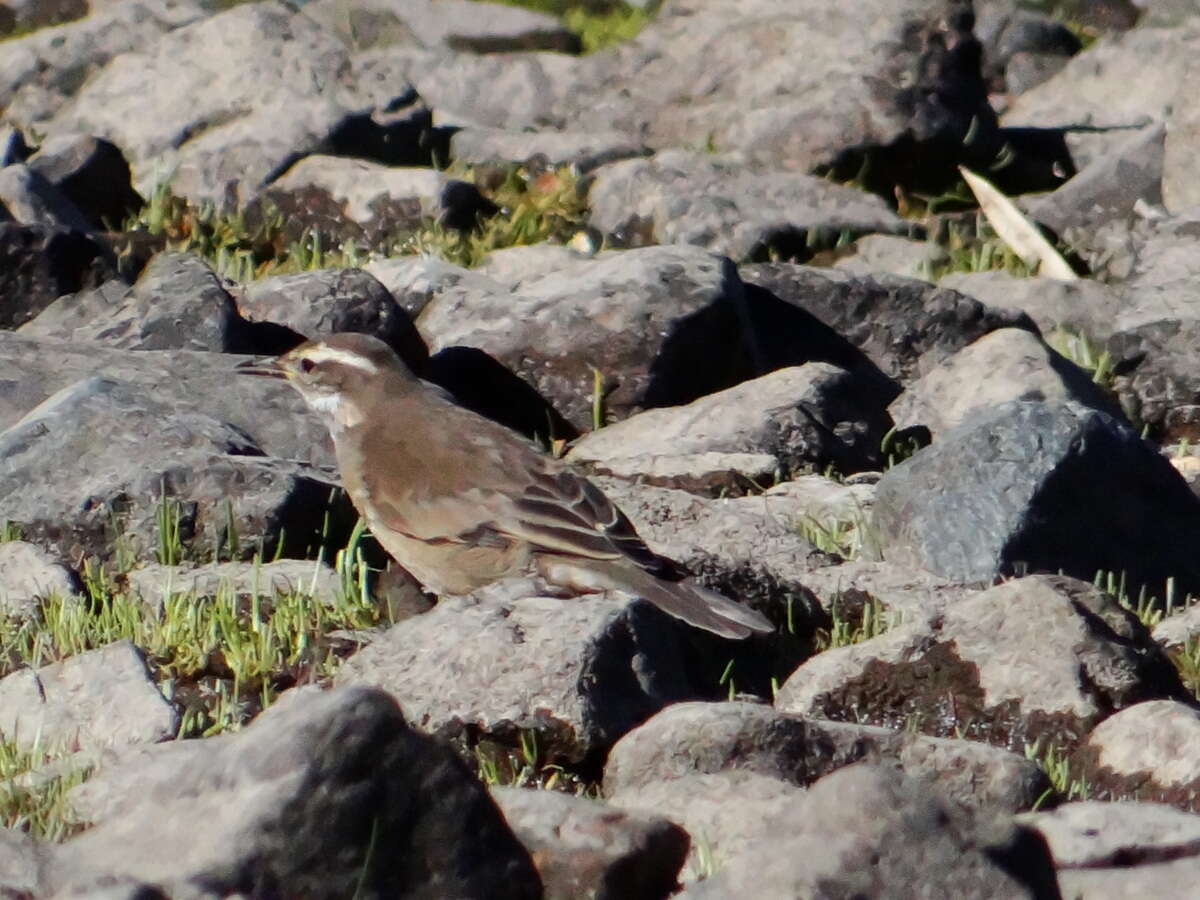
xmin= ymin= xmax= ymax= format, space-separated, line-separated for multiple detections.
xmin=939 ymin=270 xmax=1125 ymax=341
xmin=834 ymin=234 xmax=947 ymax=280
xmin=677 ymin=763 xmax=1058 ymax=899
xmin=571 ymin=451 xmax=780 ymax=498
xmin=0 ymin=641 xmax=176 ymax=753
xmin=52 ymin=687 xmax=541 ymax=898
xmin=492 ymin=786 xmax=688 ymax=900
xmin=604 ymin=701 xmax=1049 ymax=815
xmin=586 ymin=150 xmax=907 ymax=261
xmin=870 ymin=400 xmax=1200 ymax=596
xmin=0 ymin=540 xmax=81 ymax=617
xmin=797 ymin=559 xmax=979 ymax=629
xmin=0 ymin=375 xmax=349 ymax=565
xmin=776 ymin=575 xmax=1187 ymax=753
xmin=334 ymin=588 xmax=703 ymax=763
xmin=888 ymin=327 xmax=1125 ymax=438
xmin=566 ymin=363 xmax=895 ymax=478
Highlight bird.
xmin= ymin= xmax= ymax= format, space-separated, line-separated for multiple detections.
xmin=236 ymin=332 xmax=773 ymax=639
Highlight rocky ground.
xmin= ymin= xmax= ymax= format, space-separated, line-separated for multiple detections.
xmin=1 ymin=0 xmax=1200 ymax=896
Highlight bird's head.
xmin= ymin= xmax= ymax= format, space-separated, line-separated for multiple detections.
xmin=236 ymin=333 xmax=416 ymax=427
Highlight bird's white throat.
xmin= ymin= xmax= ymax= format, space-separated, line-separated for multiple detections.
xmin=308 ymin=392 xmax=366 ymax=430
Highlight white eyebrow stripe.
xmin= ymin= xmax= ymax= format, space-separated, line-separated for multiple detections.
xmin=303 ymin=346 xmax=379 ymax=374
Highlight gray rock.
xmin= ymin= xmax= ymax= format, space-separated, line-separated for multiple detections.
xmin=607 ymin=770 xmax=804 ymax=885
xmin=1152 ymin=603 xmax=1200 ymax=648
xmin=418 ymin=245 xmax=751 ymax=430
xmin=776 ymin=575 xmax=1186 ymax=752
xmin=0 ymin=641 xmax=176 ymax=753
xmin=739 ymin=263 xmax=1036 ymax=385
xmin=562 ymin=0 xmax=996 ymax=174
xmin=267 ymin=155 xmax=494 ymax=237
xmin=26 ymin=133 xmax=142 ymax=230
xmin=888 ymin=327 xmax=1124 ymax=438
xmin=678 ymin=763 xmax=1058 ymax=899
xmin=0 ymin=164 xmax=92 ymax=231
xmin=477 ymin=244 xmax=594 ymax=289
xmin=0 ymin=826 xmax=45 ymax=898
xmin=1164 ymin=58 xmax=1200 ymax=214
xmin=27 ymin=252 xmax=254 ymax=352
xmin=834 ymin=234 xmax=947 ymax=280
xmin=0 ymin=332 xmax=335 ymax=470
xmin=590 ymin=475 xmax=828 ymax=615
xmin=0 ymin=223 xmax=116 ymax=329
xmin=573 ymin=452 xmax=780 ymax=498
xmin=47 ymin=2 xmax=352 ymax=203
xmin=938 ymin=270 xmax=1125 ymax=341
xmin=586 ymin=150 xmax=907 ymax=261
xmin=796 ymin=559 xmax=979 ymax=630
xmin=0 ymin=540 xmax=81 ymax=617
xmin=492 ymin=786 xmax=688 ymax=900
xmin=236 ymin=266 xmax=428 ymax=370
xmin=566 ymin=363 xmax=895 ymax=478
xmin=870 ymin=400 xmax=1200 ymax=595
xmin=0 ymin=0 xmax=206 ymax=121
xmin=1018 ymin=799 xmax=1200 ymax=899
xmin=364 ymin=254 xmax=507 ymax=319
xmin=0 ymin=375 xmax=348 ymax=565
xmin=335 ymin=587 xmax=701 ymax=762
xmin=1075 ymin=700 xmax=1200 ymax=804
xmin=52 ymin=687 xmax=541 ymax=898
xmin=450 ymin=126 xmax=648 ymax=173
xmin=124 ymin=560 xmax=341 ymax=613
xmin=604 ymin=701 xmax=1049 ymax=815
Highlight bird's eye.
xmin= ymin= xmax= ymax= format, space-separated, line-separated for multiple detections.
xmin=300 ymin=359 xmax=316 ymax=374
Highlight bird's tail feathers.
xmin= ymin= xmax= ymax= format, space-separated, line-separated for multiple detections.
xmin=541 ymin=559 xmax=773 ymax=639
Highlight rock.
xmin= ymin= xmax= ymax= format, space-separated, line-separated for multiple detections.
xmin=0 ymin=641 xmax=176 ymax=753
xmin=25 ymin=252 xmax=260 ymax=352
xmin=235 ymin=266 xmax=429 ymax=370
xmin=939 ymin=270 xmax=1125 ymax=341
xmin=1163 ymin=57 xmax=1200 ymax=214
xmin=477 ymin=244 xmax=593 ymax=289
xmin=607 ymin=770 xmax=804 ymax=885
xmin=26 ymin=134 xmax=143 ymax=230
xmin=266 ymin=156 xmax=495 ymax=238
xmin=451 ymin=126 xmax=648 ymax=173
xmin=678 ymin=763 xmax=1059 ymax=899
xmin=566 ymin=363 xmax=895 ymax=478
xmin=796 ymin=559 xmax=979 ymax=629
xmin=776 ymin=575 xmax=1187 ymax=752
xmin=0 ymin=164 xmax=92 ymax=231
xmin=0 ymin=826 xmax=44 ymax=898
xmin=976 ymin=6 xmax=1081 ymax=94
xmin=53 ymin=687 xmax=542 ymax=898
xmin=0 ymin=540 xmax=81 ymax=617
xmin=0 ymin=223 xmax=116 ymax=329
xmin=564 ymin=0 xmax=997 ymax=179
xmin=123 ymin=560 xmax=341 ymax=613
xmin=0 ymin=375 xmax=349 ymax=565
xmin=335 ymin=587 xmax=706 ymax=763
xmin=605 ymin=701 xmax=1049 ymax=815
xmin=492 ymin=786 xmax=688 ymax=900
xmin=1017 ymin=799 xmax=1200 ymax=899
xmin=572 ymin=452 xmax=780 ymax=498
xmin=739 ymin=263 xmax=1036 ymax=385
xmin=418 ymin=245 xmax=751 ymax=430
xmin=586 ymin=150 xmax=907 ymax=261
xmin=870 ymin=400 xmax=1200 ymax=597
xmin=1074 ymin=700 xmax=1200 ymax=808
xmin=364 ymin=254 xmax=506 ymax=319
xmin=834 ymin=234 xmax=947 ymax=280
xmin=888 ymin=327 xmax=1125 ymax=438
xmin=45 ymin=3 xmax=357 ymax=203
xmin=1152 ymin=604 xmax=1200 ymax=649
xmin=0 ymin=0 xmax=206 ymax=122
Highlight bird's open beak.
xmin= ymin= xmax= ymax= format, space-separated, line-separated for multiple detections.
xmin=234 ymin=357 xmax=288 ymax=379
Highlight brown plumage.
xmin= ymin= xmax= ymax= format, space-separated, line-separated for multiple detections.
xmin=237 ymin=333 xmax=773 ymax=639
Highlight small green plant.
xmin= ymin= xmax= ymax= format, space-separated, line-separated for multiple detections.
xmin=1025 ymin=738 xmax=1090 ymax=806
xmin=0 ymin=738 xmax=90 ymax=841
xmin=155 ymin=494 xmax=185 ymax=567
xmin=473 ymin=731 xmax=598 ymax=795
xmin=917 ymin=218 xmax=1038 ymax=281
xmin=1045 ymin=328 xmax=1114 ymax=389
xmin=0 ymin=520 xmax=20 ymax=542
xmin=403 ymin=165 xmax=588 ymax=267
xmin=488 ymin=0 xmax=651 ymax=52
xmin=1093 ymin=570 xmax=1186 ymax=630
xmin=796 ymin=512 xmax=869 ymax=560
xmin=814 ymin=595 xmax=893 ymax=651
